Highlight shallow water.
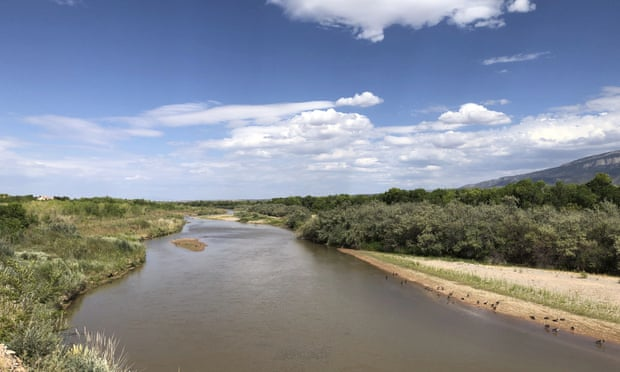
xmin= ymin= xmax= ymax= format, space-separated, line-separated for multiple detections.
xmin=69 ymin=218 xmax=620 ymax=371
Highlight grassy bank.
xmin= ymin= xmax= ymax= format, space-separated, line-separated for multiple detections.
xmin=363 ymin=251 xmax=620 ymax=324
xmin=0 ymin=198 xmax=211 ymax=371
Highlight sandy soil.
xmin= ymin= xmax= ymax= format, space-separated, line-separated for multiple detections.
xmin=0 ymin=344 xmax=26 ymax=372
xmin=339 ymin=248 xmax=620 ymax=344
xmin=171 ymin=238 xmax=206 ymax=252
xmin=203 ymin=214 xmax=240 ymax=222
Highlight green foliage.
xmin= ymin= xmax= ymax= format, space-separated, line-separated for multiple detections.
xmin=247 ymin=173 xmax=620 ymax=275
xmin=0 ymin=239 xmax=14 ymax=257
xmin=0 ymin=203 xmax=36 ymax=242
xmin=292 ymin=197 xmax=620 ymax=275
xmin=0 ymin=196 xmax=192 ymax=371
xmin=10 ymin=315 xmax=60 ymax=363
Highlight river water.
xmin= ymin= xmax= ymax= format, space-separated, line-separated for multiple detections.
xmin=69 ymin=218 xmax=620 ymax=371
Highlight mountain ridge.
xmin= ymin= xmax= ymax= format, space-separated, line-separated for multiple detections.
xmin=465 ymin=150 xmax=620 ymax=188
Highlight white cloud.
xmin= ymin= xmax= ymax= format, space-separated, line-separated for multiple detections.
xmin=507 ymin=0 xmax=536 ymax=13
xmin=51 ymin=0 xmax=82 ymax=6
xmin=8 ymin=86 xmax=620 ymax=198
xmin=117 ymin=92 xmax=382 ymax=128
xmin=438 ymin=103 xmax=511 ymax=126
xmin=335 ymin=92 xmax=383 ymax=107
xmin=25 ymin=115 xmax=162 ymax=144
xmin=202 ymin=108 xmax=373 ymax=155
xmin=474 ymin=18 xmax=506 ymax=28
xmin=483 ymin=98 xmax=510 ymax=106
xmin=354 ymin=157 xmax=379 ymax=167
xmin=142 ymin=101 xmax=335 ymax=127
xmin=483 ymin=51 xmax=549 ymax=65
xmin=268 ymin=0 xmax=536 ymax=42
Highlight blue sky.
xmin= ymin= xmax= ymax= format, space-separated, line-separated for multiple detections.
xmin=1 ymin=0 xmax=620 ymax=200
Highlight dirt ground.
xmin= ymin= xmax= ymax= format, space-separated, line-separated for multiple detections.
xmin=0 ymin=344 xmax=26 ymax=372
xmin=339 ymin=248 xmax=620 ymax=344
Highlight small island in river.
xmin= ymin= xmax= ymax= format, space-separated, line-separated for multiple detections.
xmin=172 ymin=238 xmax=207 ymax=252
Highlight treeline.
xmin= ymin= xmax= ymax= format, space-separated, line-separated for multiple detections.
xmin=270 ymin=173 xmax=619 ymax=210
xmin=246 ymin=173 xmax=620 ymax=275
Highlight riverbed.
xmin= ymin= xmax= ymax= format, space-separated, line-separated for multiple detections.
xmin=69 ymin=218 xmax=620 ymax=371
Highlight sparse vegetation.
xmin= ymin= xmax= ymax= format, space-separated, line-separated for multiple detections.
xmin=366 ymin=252 xmax=620 ymax=324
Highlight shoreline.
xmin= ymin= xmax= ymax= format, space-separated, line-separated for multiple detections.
xmin=339 ymin=248 xmax=620 ymax=345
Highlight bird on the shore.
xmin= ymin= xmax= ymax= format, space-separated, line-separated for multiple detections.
xmin=544 ymin=324 xmax=550 ymax=330
xmin=529 ymin=315 xmax=536 ymax=320
xmin=551 ymin=327 xmax=559 ymax=334
xmin=543 ymin=316 xmax=550 ymax=320
xmin=570 ymin=326 xmax=575 ymax=331
xmin=595 ymin=339 xmax=605 ymax=346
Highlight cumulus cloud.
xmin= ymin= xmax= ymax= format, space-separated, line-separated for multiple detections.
xmin=268 ymin=0 xmax=536 ymax=42
xmin=10 ymin=86 xmax=620 ymax=198
xmin=483 ymin=51 xmax=549 ymax=65
xmin=202 ymin=108 xmax=373 ymax=155
xmin=378 ymin=86 xmax=620 ymax=187
xmin=507 ymin=0 xmax=536 ymax=12
xmin=438 ymin=103 xmax=511 ymax=126
xmin=336 ymin=91 xmax=383 ymax=107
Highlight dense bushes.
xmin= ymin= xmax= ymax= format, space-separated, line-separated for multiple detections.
xmin=295 ymin=200 xmax=620 ymax=274
xmin=0 ymin=203 xmax=35 ymax=243
xmin=236 ymin=174 xmax=619 ymax=275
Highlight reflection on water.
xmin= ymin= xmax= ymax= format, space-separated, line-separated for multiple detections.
xmin=70 ymin=218 xmax=620 ymax=371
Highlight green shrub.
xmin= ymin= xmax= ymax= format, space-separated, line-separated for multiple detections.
xmin=0 ymin=240 xmax=14 ymax=257
xmin=10 ymin=316 xmax=59 ymax=363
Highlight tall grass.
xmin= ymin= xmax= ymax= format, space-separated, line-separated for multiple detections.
xmin=367 ymin=252 xmax=620 ymax=324
xmin=62 ymin=329 xmax=132 ymax=372
xmin=1 ymin=198 xmax=202 ymax=370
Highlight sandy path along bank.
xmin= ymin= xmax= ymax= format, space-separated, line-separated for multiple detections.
xmin=339 ymin=248 xmax=620 ymax=345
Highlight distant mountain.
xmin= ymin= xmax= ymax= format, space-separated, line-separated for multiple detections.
xmin=466 ymin=150 xmax=620 ymax=188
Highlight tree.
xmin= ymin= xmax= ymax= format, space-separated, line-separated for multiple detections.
xmin=586 ymin=173 xmax=616 ymax=203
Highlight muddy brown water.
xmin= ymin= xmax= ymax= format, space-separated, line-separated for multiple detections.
xmin=69 ymin=218 xmax=620 ymax=371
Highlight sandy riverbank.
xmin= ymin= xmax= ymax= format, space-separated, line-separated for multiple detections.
xmin=171 ymin=238 xmax=207 ymax=251
xmin=203 ymin=213 xmax=240 ymax=222
xmin=339 ymin=248 xmax=620 ymax=344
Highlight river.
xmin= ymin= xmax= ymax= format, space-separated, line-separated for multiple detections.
xmin=69 ymin=218 xmax=620 ymax=371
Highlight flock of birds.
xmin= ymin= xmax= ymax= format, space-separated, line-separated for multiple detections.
xmin=384 ymin=271 xmax=607 ymax=348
